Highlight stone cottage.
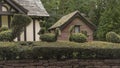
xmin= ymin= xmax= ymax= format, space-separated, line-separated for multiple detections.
xmin=0 ymin=0 xmax=49 ymax=41
xmin=49 ymin=11 xmax=96 ymax=41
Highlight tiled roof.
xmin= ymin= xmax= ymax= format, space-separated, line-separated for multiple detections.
xmin=49 ymin=10 xmax=96 ymax=30
xmin=14 ymin=0 xmax=49 ymax=17
xmin=49 ymin=11 xmax=78 ymax=29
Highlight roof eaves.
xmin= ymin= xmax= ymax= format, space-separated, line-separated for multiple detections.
xmin=5 ymin=0 xmax=28 ymax=14
xmin=78 ymin=13 xmax=97 ymax=30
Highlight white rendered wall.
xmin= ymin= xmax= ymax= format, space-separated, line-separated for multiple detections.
xmin=20 ymin=19 xmax=41 ymax=41
xmin=26 ymin=20 xmax=34 ymax=41
xmin=35 ymin=20 xmax=40 ymax=41
xmin=2 ymin=17 xmax=41 ymax=41
xmin=20 ymin=32 xmax=25 ymax=41
xmin=1 ymin=16 xmax=8 ymax=27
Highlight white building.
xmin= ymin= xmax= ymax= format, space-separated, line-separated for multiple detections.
xmin=0 ymin=0 xmax=49 ymax=41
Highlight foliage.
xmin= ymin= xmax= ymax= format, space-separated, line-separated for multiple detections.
xmin=41 ymin=0 xmax=120 ymax=41
xmin=11 ymin=14 xmax=31 ymax=40
xmin=11 ymin=14 xmax=31 ymax=28
xmin=0 ymin=41 xmax=120 ymax=60
xmin=69 ymin=25 xmax=74 ymax=34
xmin=38 ymin=28 xmax=46 ymax=35
xmin=55 ymin=28 xmax=60 ymax=38
xmin=39 ymin=21 xmax=46 ymax=27
xmin=0 ymin=14 xmax=31 ymax=42
xmin=41 ymin=0 xmax=96 ymax=29
xmin=81 ymin=31 xmax=88 ymax=36
xmin=40 ymin=33 xmax=56 ymax=42
xmin=69 ymin=33 xmax=87 ymax=43
xmin=0 ymin=27 xmax=8 ymax=33
xmin=0 ymin=30 xmax=13 ymax=42
xmin=96 ymin=0 xmax=120 ymax=40
xmin=38 ymin=21 xmax=47 ymax=35
xmin=106 ymin=32 xmax=120 ymax=43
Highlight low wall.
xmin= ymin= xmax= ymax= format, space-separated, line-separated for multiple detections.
xmin=0 ymin=59 xmax=120 ymax=68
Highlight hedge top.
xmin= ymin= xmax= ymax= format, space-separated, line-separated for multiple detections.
xmin=0 ymin=41 xmax=119 ymax=49
xmin=17 ymin=41 xmax=120 ymax=49
xmin=0 ymin=41 xmax=119 ymax=60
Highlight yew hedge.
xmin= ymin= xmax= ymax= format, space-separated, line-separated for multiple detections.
xmin=0 ymin=41 xmax=119 ymax=60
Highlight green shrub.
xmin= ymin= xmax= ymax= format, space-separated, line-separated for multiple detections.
xmin=0 ymin=27 xmax=8 ymax=32
xmin=39 ymin=21 xmax=46 ymax=27
xmin=106 ymin=32 xmax=120 ymax=43
xmin=54 ymin=28 xmax=60 ymax=41
xmin=40 ymin=33 xmax=56 ymax=42
xmin=38 ymin=28 xmax=46 ymax=35
xmin=10 ymin=14 xmax=31 ymax=40
xmin=39 ymin=28 xmax=60 ymax=42
xmin=0 ymin=41 xmax=120 ymax=60
xmin=11 ymin=14 xmax=31 ymax=28
xmin=69 ymin=25 xmax=74 ymax=34
xmin=0 ymin=30 xmax=13 ymax=41
xmin=69 ymin=33 xmax=87 ymax=43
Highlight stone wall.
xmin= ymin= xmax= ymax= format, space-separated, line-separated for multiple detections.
xmin=0 ymin=59 xmax=120 ymax=68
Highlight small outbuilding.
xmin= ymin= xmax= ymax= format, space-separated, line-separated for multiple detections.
xmin=49 ymin=11 xmax=96 ymax=41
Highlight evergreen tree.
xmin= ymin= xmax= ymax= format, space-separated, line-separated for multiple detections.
xmin=96 ymin=0 xmax=120 ymax=40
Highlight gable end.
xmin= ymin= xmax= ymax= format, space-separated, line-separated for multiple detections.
xmin=60 ymin=12 xmax=96 ymax=31
xmin=4 ymin=0 xmax=28 ymax=14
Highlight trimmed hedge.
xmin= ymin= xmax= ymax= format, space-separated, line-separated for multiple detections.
xmin=106 ymin=32 xmax=120 ymax=43
xmin=0 ymin=41 xmax=119 ymax=60
xmin=40 ymin=33 xmax=56 ymax=42
xmin=0 ymin=30 xmax=13 ymax=41
xmin=0 ymin=27 xmax=8 ymax=32
xmin=11 ymin=14 xmax=31 ymax=40
xmin=69 ymin=33 xmax=87 ymax=43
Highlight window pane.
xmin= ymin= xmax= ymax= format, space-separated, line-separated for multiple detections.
xmin=2 ymin=6 xmax=8 ymax=12
xmin=74 ymin=26 xmax=80 ymax=33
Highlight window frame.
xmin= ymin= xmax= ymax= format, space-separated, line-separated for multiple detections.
xmin=1 ymin=5 xmax=8 ymax=12
xmin=74 ymin=25 xmax=80 ymax=33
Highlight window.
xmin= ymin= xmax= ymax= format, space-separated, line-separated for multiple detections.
xmin=74 ymin=25 xmax=80 ymax=33
xmin=2 ymin=5 xmax=8 ymax=12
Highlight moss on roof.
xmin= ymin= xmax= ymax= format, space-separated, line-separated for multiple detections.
xmin=49 ymin=10 xmax=96 ymax=30
xmin=49 ymin=11 xmax=79 ymax=29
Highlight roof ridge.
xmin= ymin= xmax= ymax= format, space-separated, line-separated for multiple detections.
xmin=49 ymin=10 xmax=96 ymax=30
xmin=49 ymin=11 xmax=79 ymax=29
xmin=13 ymin=0 xmax=49 ymax=16
xmin=5 ymin=0 xmax=28 ymax=14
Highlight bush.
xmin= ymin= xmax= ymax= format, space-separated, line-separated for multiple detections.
xmin=0 ymin=41 xmax=120 ymax=60
xmin=106 ymin=32 xmax=120 ymax=43
xmin=0 ymin=27 xmax=8 ymax=32
xmin=0 ymin=30 xmax=13 ymax=42
xmin=69 ymin=33 xmax=87 ymax=43
xmin=11 ymin=14 xmax=31 ymax=28
xmin=10 ymin=14 xmax=31 ymax=40
xmin=40 ymin=33 xmax=56 ymax=42
xmin=38 ymin=28 xmax=46 ymax=35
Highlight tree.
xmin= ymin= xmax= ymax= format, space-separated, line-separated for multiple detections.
xmin=96 ymin=0 xmax=120 ymax=40
xmin=41 ymin=0 xmax=97 ymax=29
